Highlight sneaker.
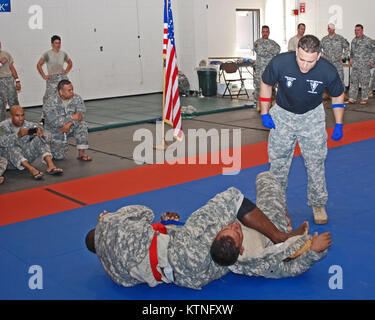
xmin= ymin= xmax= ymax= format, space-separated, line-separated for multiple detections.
xmin=312 ymin=206 xmax=328 ymax=224
xmin=344 ymin=99 xmax=355 ymax=104
xmin=368 ymin=91 xmax=374 ymax=98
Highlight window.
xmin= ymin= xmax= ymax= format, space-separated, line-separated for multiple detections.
xmin=236 ymin=9 xmax=260 ymax=55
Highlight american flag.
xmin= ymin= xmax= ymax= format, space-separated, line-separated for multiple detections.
xmin=163 ymin=0 xmax=182 ymax=141
xmin=163 ymin=1 xmax=168 ymax=56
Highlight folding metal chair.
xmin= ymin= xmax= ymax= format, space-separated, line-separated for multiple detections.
xmin=219 ymin=62 xmax=249 ymax=99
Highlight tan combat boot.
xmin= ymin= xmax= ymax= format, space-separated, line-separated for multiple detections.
xmin=312 ymin=206 xmax=328 ymax=224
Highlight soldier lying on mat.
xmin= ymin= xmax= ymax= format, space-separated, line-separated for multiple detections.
xmin=85 ymin=171 xmax=330 ymax=290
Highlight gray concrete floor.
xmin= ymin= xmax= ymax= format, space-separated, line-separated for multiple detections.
xmin=2 ymin=98 xmax=375 ymax=195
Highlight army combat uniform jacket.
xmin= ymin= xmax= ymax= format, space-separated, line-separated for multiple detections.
xmin=43 ymin=93 xmax=89 ymax=159
xmin=0 ymin=118 xmax=52 ymax=170
xmin=95 ymin=172 xmax=327 ymax=290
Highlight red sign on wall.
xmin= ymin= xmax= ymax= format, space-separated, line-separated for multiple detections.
xmin=300 ymin=3 xmax=306 ymax=13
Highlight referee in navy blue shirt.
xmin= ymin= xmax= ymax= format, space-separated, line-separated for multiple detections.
xmin=258 ymin=35 xmax=345 ymax=225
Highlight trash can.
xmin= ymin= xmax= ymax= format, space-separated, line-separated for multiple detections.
xmin=197 ymin=68 xmax=217 ymax=96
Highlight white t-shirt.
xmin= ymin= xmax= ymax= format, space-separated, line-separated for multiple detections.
xmin=0 ymin=50 xmax=13 ymax=78
xmin=237 ymin=223 xmax=271 ymax=261
xmin=41 ymin=49 xmax=70 ymax=75
xmin=129 ymin=233 xmax=173 ymax=287
xmin=288 ymin=35 xmax=300 ymax=51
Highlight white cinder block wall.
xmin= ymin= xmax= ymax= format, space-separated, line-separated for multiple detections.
xmin=206 ymin=0 xmax=265 ymax=58
xmin=267 ymin=0 xmax=375 ymax=49
xmin=173 ymin=0 xmax=209 ymax=92
xmin=1 ymin=0 xmax=165 ymax=107
xmin=1 ymin=0 xmax=375 ymax=107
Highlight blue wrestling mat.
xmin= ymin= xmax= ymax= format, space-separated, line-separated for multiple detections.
xmin=1 ymin=138 xmax=375 ymax=300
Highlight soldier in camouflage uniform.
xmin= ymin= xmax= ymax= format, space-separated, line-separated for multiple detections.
xmin=0 ymin=156 xmax=6 ymax=184
xmin=0 ymin=41 xmax=21 ymax=121
xmin=43 ymin=80 xmax=92 ymax=161
xmin=259 ymin=35 xmax=345 ymax=224
xmin=367 ymin=38 xmax=375 ymax=97
xmin=85 ymin=171 xmax=328 ymax=290
xmin=346 ymin=24 xmax=375 ymax=105
xmin=0 ymin=130 xmax=12 ymax=184
xmin=0 ymin=90 xmax=6 ymax=123
xmin=0 ymin=105 xmax=63 ymax=180
xmin=226 ymin=172 xmax=329 ymax=279
xmin=253 ymin=26 xmax=281 ymax=109
xmin=321 ymin=24 xmax=350 ymax=86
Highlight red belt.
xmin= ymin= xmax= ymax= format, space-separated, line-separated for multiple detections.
xmin=149 ymin=222 xmax=168 ymax=282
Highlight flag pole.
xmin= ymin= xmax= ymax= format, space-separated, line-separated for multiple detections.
xmin=154 ymin=55 xmax=167 ymax=150
xmin=155 ymin=0 xmax=168 ymax=150
xmin=161 ymin=53 xmax=167 ymax=149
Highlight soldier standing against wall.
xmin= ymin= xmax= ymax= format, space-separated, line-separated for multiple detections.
xmin=37 ymin=35 xmax=73 ymax=106
xmin=253 ymin=26 xmax=281 ymax=111
xmin=367 ymin=38 xmax=375 ymax=98
xmin=345 ymin=24 xmax=375 ymax=105
xmin=288 ymin=23 xmax=306 ymax=52
xmin=321 ymin=24 xmax=350 ymax=87
xmin=0 ymin=41 xmax=21 ymax=121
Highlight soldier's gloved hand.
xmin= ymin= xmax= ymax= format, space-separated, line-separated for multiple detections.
xmin=261 ymin=114 xmax=276 ymax=129
xmin=331 ymin=123 xmax=343 ymax=141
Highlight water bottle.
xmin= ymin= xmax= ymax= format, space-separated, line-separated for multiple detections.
xmin=199 ymin=88 xmax=203 ymax=98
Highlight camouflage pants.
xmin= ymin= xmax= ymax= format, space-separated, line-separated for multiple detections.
xmin=0 ymin=155 xmax=7 ymax=175
xmin=2 ymin=136 xmax=52 ymax=170
xmin=331 ymin=60 xmax=345 ymax=87
xmin=253 ymin=64 xmax=276 ymax=107
xmin=369 ymin=68 xmax=375 ymax=91
xmin=0 ymin=76 xmax=19 ymax=121
xmin=45 ymin=121 xmax=89 ymax=160
xmin=0 ymin=90 xmax=6 ymax=121
xmin=255 ymin=171 xmax=289 ymax=233
xmin=348 ymin=62 xmax=371 ymax=101
xmin=43 ymin=73 xmax=69 ymax=105
xmin=268 ymin=104 xmax=328 ymax=207
xmin=253 ymin=64 xmax=266 ymax=102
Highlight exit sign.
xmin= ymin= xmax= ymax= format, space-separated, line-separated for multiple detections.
xmin=0 ymin=0 xmax=11 ymax=12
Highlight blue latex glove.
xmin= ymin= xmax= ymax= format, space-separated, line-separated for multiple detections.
xmin=261 ymin=114 xmax=276 ymax=129
xmin=331 ymin=123 xmax=343 ymax=141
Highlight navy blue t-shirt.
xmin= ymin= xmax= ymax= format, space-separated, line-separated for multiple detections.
xmin=237 ymin=197 xmax=256 ymax=220
xmin=262 ymin=52 xmax=344 ymax=114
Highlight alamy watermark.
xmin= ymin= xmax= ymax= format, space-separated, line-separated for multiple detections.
xmin=328 ymin=265 xmax=343 ymax=290
xmin=133 ymin=122 xmax=242 ymax=175
xmin=28 ymin=265 xmax=43 ymax=290
xmin=328 ymin=5 xmax=343 ymax=29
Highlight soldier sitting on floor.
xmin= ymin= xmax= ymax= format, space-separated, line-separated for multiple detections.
xmin=85 ymin=171 xmax=330 ymax=290
xmin=0 ymin=105 xmax=63 ymax=181
xmin=43 ymin=79 xmax=92 ymax=161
